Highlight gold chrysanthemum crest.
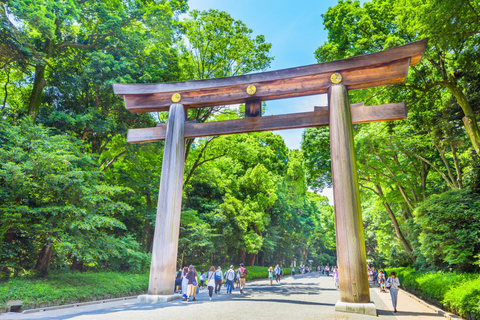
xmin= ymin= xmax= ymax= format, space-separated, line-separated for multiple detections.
xmin=330 ymin=73 xmax=343 ymax=84
xmin=171 ymin=93 xmax=182 ymax=103
xmin=246 ymin=85 xmax=257 ymax=95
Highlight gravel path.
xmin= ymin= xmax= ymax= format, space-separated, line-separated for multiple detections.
xmin=2 ymin=273 xmax=443 ymax=320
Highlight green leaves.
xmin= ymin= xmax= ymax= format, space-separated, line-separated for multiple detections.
xmin=179 ymin=9 xmax=273 ymax=80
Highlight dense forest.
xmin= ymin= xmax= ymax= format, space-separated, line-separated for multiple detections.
xmin=1 ymin=0 xmax=480 ymax=280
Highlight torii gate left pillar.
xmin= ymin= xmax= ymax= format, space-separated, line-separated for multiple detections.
xmin=137 ymin=104 xmax=185 ymax=303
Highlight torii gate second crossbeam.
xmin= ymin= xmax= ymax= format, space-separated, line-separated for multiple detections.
xmin=113 ymin=39 xmax=427 ymax=316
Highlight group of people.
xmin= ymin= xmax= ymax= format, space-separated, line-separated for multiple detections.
xmin=174 ymin=263 xmax=248 ymax=302
xmin=267 ymin=265 xmax=284 ymax=285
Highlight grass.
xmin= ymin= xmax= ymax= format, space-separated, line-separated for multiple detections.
xmin=386 ymin=267 xmax=480 ymax=320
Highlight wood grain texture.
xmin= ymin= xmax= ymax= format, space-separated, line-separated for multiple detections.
xmin=148 ymin=104 xmax=185 ymax=295
xmin=120 ymin=57 xmax=412 ymax=113
xmin=329 ymin=84 xmax=370 ymax=304
xmin=126 ymin=102 xmax=407 ymax=143
xmin=245 ymin=99 xmax=262 ymax=118
xmin=114 ymin=39 xmax=427 ymax=95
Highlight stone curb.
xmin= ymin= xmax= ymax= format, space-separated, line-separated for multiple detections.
xmin=399 ymin=288 xmax=462 ymax=320
xmin=21 ymin=296 xmax=138 ymax=314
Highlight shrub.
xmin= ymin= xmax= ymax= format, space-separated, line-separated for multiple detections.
xmin=387 ymin=267 xmax=480 ymax=320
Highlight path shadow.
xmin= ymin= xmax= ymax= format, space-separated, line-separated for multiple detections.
xmin=229 ymin=297 xmax=335 ymax=307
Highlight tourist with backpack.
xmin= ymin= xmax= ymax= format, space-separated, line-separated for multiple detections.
xmin=225 ymin=265 xmax=236 ymax=294
xmin=237 ymin=263 xmax=248 ymax=294
xmin=268 ymin=267 xmax=274 ymax=285
xmin=206 ymin=266 xmax=216 ymax=300
xmin=214 ymin=266 xmax=223 ymax=294
xmin=186 ymin=265 xmax=198 ymax=301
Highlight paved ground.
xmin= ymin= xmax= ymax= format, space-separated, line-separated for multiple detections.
xmin=3 ymin=274 xmax=445 ymax=320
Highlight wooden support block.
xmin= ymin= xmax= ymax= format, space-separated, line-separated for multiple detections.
xmin=329 ymin=84 xmax=370 ymax=304
xmin=126 ymin=102 xmax=407 ymax=143
xmin=245 ymin=99 xmax=262 ymax=118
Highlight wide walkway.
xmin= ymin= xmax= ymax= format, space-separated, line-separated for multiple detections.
xmin=3 ymin=273 xmax=445 ymax=320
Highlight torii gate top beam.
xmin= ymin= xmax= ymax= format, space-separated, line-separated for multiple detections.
xmin=113 ymin=39 xmax=427 ymax=113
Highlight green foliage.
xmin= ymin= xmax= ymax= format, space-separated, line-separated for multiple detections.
xmin=386 ymin=267 xmax=480 ymax=320
xmin=244 ymin=266 xmax=291 ymax=281
xmin=0 ymin=119 xmax=137 ymax=274
xmin=0 ymin=272 xmax=149 ymax=310
xmin=180 ymin=9 xmax=273 ymax=80
xmin=415 ymin=188 xmax=480 ymax=272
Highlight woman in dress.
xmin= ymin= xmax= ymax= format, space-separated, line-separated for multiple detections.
xmin=181 ymin=267 xmax=189 ymax=301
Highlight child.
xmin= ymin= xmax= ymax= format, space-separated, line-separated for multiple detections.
xmin=378 ymin=271 xmax=386 ymax=293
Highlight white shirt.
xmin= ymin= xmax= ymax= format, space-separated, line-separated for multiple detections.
xmin=386 ymin=277 xmax=400 ymax=289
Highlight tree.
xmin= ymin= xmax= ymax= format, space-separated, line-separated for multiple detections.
xmin=0 ymin=119 xmax=133 ymax=274
xmin=176 ymin=9 xmax=273 ymax=176
xmin=0 ymin=0 xmax=187 ymax=120
xmin=314 ymin=0 xmax=480 ymax=155
xmin=415 ymin=188 xmax=480 ymax=272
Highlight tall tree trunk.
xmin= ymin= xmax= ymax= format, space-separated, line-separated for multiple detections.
xmin=246 ymin=253 xmax=256 ymax=266
xmin=27 ymin=64 xmax=47 ymax=121
xmin=34 ymin=245 xmax=52 ymax=274
xmin=70 ymin=256 xmax=84 ymax=272
xmin=238 ymin=249 xmax=246 ymax=264
xmin=446 ymin=80 xmax=480 ymax=156
xmin=376 ymin=185 xmax=415 ymax=263
xmin=451 ymin=143 xmax=463 ymax=189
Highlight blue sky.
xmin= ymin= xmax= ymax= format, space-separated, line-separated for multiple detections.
xmin=183 ymin=0 xmax=357 ymax=149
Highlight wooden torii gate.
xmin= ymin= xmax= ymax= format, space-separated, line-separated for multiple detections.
xmin=113 ymin=39 xmax=427 ymax=315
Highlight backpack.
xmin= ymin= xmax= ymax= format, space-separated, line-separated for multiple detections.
xmin=239 ymin=268 xmax=246 ymax=279
xmin=215 ymin=270 xmax=222 ymax=281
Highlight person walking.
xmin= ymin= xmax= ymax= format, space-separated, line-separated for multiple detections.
xmin=224 ymin=265 xmax=235 ymax=294
xmin=332 ymin=266 xmax=339 ymax=289
xmin=237 ymin=263 xmax=248 ymax=294
xmin=291 ymin=266 xmax=295 ymax=277
xmin=199 ymin=270 xmax=206 ymax=289
xmin=186 ymin=265 xmax=198 ymax=301
xmin=206 ymin=266 xmax=215 ymax=300
xmin=386 ymin=271 xmax=400 ymax=312
xmin=175 ymin=269 xmax=182 ymax=293
xmin=268 ymin=267 xmax=274 ymax=285
xmin=274 ymin=264 xmax=281 ymax=283
xmin=214 ymin=266 xmax=223 ymax=294
xmin=325 ymin=265 xmax=330 ymax=276
xmin=181 ymin=267 xmax=189 ymax=301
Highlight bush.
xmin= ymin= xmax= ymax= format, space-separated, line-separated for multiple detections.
xmin=387 ymin=267 xmax=480 ymax=320
xmin=0 ymin=272 xmax=148 ymax=311
xmin=414 ymin=188 xmax=480 ymax=272
xmin=245 ymin=266 xmax=291 ymax=280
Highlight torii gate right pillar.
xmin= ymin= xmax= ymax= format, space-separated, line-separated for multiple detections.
xmin=329 ymin=83 xmax=376 ymax=316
